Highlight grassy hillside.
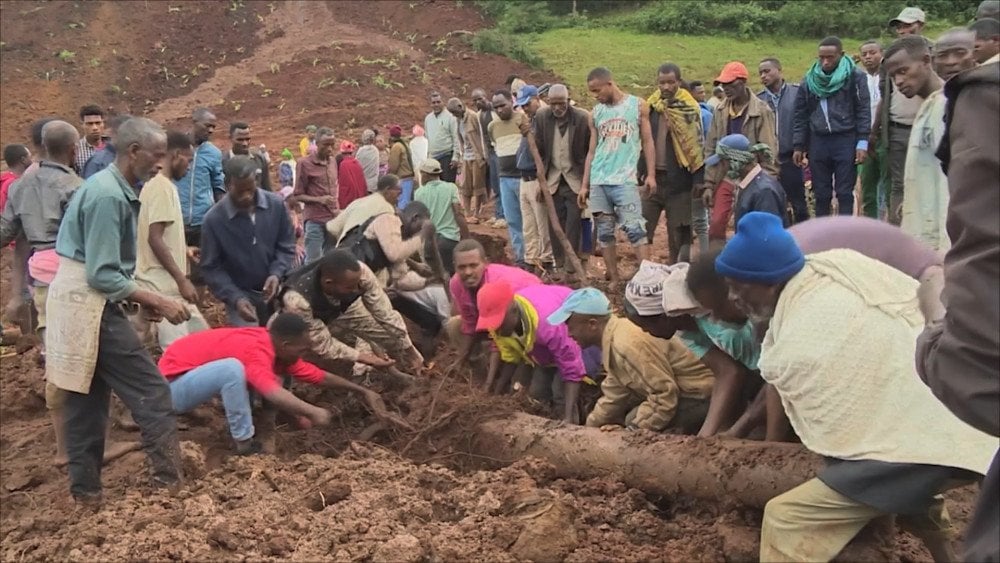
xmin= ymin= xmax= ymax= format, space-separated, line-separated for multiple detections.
xmin=531 ymin=24 xmax=948 ymax=104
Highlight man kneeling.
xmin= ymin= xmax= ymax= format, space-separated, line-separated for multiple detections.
xmin=548 ymin=287 xmax=714 ymax=432
xmin=159 ymin=312 xmax=403 ymax=454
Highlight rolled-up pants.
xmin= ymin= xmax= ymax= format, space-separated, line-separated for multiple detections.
xmin=64 ymin=303 xmax=182 ymax=498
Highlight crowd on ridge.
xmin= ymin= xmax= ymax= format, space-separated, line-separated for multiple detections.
xmin=0 ymin=3 xmax=998 ymax=561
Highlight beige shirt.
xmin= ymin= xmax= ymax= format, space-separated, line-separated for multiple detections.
xmin=364 ymin=214 xmax=426 ymax=290
xmin=136 ymin=173 xmax=187 ymax=294
xmin=545 ymin=124 xmax=584 ymax=193
xmin=889 ymin=87 xmax=924 ymax=126
xmin=326 ymin=192 xmax=396 ymax=244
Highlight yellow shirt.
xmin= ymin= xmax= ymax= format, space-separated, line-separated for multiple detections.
xmin=136 ymin=173 xmax=187 ymax=294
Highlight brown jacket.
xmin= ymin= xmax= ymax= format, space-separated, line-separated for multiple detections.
xmin=703 ymin=94 xmax=779 ymax=186
xmin=458 ymin=110 xmax=487 ymax=162
xmin=915 ymin=60 xmax=1000 ymax=563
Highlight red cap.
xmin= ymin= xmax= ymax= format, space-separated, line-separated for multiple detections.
xmin=340 ymin=140 xmax=356 ymax=153
xmin=476 ymin=281 xmax=515 ymax=332
xmin=715 ymin=62 xmax=749 ymax=84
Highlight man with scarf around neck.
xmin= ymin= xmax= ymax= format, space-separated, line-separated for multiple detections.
xmin=706 ymin=134 xmax=786 ymax=228
xmin=640 ymin=63 xmax=706 ymax=264
xmin=793 ymin=36 xmax=871 ymax=217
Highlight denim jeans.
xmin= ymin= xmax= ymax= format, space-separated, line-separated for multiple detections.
xmin=589 ymin=184 xmax=647 ymax=246
xmin=809 ymin=133 xmax=857 ymax=217
xmin=499 ymin=176 xmax=524 ymax=262
xmin=169 ymin=358 xmax=255 ymax=442
xmin=304 ymin=220 xmax=327 ymax=264
xmin=397 ymin=177 xmax=415 ymax=210
xmin=489 ymin=153 xmax=503 ymax=219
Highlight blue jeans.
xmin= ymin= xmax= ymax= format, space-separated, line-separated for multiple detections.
xmin=809 ymin=133 xmax=856 ymax=217
xmin=499 ymin=176 xmax=524 ymax=262
xmin=588 ymin=184 xmax=647 ymax=246
xmin=304 ymin=220 xmax=327 ymax=264
xmin=169 ymin=358 xmax=254 ymax=441
xmin=489 ymin=153 xmax=503 ymax=219
xmin=397 ymin=177 xmax=415 ymax=210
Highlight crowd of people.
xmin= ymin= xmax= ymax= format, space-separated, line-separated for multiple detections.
xmin=0 ymin=2 xmax=998 ymax=561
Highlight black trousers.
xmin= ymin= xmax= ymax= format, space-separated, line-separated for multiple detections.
xmin=434 ymin=152 xmax=457 ymax=182
xmin=549 ymin=180 xmax=582 ymax=270
xmin=64 ymin=303 xmax=182 ymax=497
xmin=390 ymin=294 xmax=442 ymax=335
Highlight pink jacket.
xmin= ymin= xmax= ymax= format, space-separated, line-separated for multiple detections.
xmin=450 ymin=264 xmax=540 ymax=336
xmin=514 ymin=284 xmax=586 ymax=383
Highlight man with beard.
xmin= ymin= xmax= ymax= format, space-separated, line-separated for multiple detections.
xmin=223 ymin=121 xmax=271 ymax=191
xmin=716 ymin=212 xmax=996 ymax=562
xmin=445 ymin=239 xmax=539 ymax=374
xmin=47 ymin=117 xmax=190 ymax=506
xmin=883 ymin=36 xmax=949 ymax=251
xmin=531 ymin=84 xmax=591 ymax=276
xmin=641 ymin=63 xmax=705 ymax=263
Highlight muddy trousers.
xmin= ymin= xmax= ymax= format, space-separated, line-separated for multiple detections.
xmin=63 ymin=304 xmax=182 ymax=498
xmin=760 ymin=478 xmax=950 ymax=562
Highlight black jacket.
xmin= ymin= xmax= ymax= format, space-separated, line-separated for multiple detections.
xmin=792 ymin=67 xmax=870 ymax=150
xmin=532 ymin=106 xmax=590 ymax=178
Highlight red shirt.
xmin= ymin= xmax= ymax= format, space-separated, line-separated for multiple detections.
xmin=337 ymin=155 xmax=368 ymax=209
xmin=0 ymin=170 xmax=19 ymax=213
xmin=158 ymin=327 xmax=325 ymax=394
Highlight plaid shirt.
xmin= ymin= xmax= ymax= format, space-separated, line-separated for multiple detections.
xmin=74 ymin=137 xmax=104 ymax=173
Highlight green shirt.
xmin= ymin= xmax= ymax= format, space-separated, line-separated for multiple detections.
xmin=679 ymin=317 xmax=759 ymax=371
xmin=55 ymin=163 xmax=141 ymax=302
xmin=414 ymin=179 xmax=461 ymax=242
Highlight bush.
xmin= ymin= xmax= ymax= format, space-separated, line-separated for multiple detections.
xmin=471 ymin=29 xmax=545 ymax=68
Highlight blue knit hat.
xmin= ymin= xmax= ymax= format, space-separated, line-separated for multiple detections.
xmin=715 ymin=212 xmax=805 ymax=284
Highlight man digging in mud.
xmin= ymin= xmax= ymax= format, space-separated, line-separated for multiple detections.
xmin=445 ymin=239 xmax=539 ymax=377
xmin=717 ymin=212 xmax=997 ymax=562
xmin=47 ymin=117 xmax=189 ymax=506
xmin=548 ymin=287 xmax=714 ymax=433
xmin=0 ymin=120 xmax=142 ymax=468
xmin=476 ymin=280 xmax=588 ymax=424
xmin=158 ymin=312 xmax=408 ymax=455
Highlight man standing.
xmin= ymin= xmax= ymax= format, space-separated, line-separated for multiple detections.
xmin=0 ymin=144 xmax=30 ymax=212
xmin=856 ymin=41 xmax=887 ymax=220
xmin=299 ymin=125 xmax=317 ymax=157
xmin=706 ymin=134 xmax=785 ymax=227
xmin=793 ymin=37 xmax=871 ymax=217
xmin=716 ymin=213 xmax=995 ymax=562
xmin=933 ymin=28 xmax=979 ymax=80
xmin=74 ymin=104 xmax=106 ymax=173
xmin=48 ymin=117 xmax=189 ymax=505
xmin=472 ymin=87 xmax=504 ymax=227
xmin=174 ymin=107 xmax=225 ymax=287
xmin=201 ymin=156 xmax=296 ymax=327
xmin=514 ymin=85 xmax=555 ymax=273
xmin=355 ymin=129 xmax=380 ymax=193
xmin=758 ymin=58 xmax=809 ymax=224
xmin=915 ymin=49 xmax=999 ymax=563
xmin=135 ymin=131 xmax=209 ymax=349
xmin=641 ymin=63 xmax=705 ymax=264
xmin=223 ymin=122 xmax=271 ymax=191
xmin=971 ymin=17 xmax=1000 ymax=63
xmin=1 ymin=121 xmax=83 ymax=465
xmin=532 ymin=84 xmax=591 ymax=276
xmin=292 ymin=126 xmax=338 ymax=264
xmin=581 ymin=67 xmax=656 ymax=284
xmin=82 ymin=114 xmax=130 ymax=180
xmin=487 ymin=89 xmax=527 ymax=265
xmin=447 ymin=98 xmax=487 ymax=222
xmin=386 ymin=125 xmax=416 ymax=209
xmin=337 ymin=141 xmax=367 ymax=209
xmin=890 ymin=6 xmax=926 ymax=37
xmin=549 ymin=287 xmax=714 ymax=433
xmin=707 ymin=85 xmax=725 ymax=110
xmin=424 ymin=92 xmax=461 ymax=182
xmin=704 ymin=62 xmax=778 ymax=240
xmin=446 ymin=239 xmax=540 ymax=370
xmin=414 ymin=159 xmax=469 ymax=275
xmin=883 ymin=36 xmax=949 ymax=252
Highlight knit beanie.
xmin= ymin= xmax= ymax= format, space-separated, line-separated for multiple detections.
xmin=715 ymin=212 xmax=805 ymax=284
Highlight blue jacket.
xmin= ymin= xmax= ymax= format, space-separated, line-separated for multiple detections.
xmin=697 ymin=102 xmax=713 ymax=143
xmin=792 ymin=68 xmax=870 ymax=151
xmin=174 ymin=141 xmax=225 ymax=227
xmin=734 ymin=168 xmax=787 ymax=228
xmin=82 ymin=144 xmax=116 ymax=179
xmin=758 ymin=82 xmax=800 ymax=160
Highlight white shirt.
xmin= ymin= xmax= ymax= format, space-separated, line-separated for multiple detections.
xmin=865 ymin=71 xmax=881 ymax=128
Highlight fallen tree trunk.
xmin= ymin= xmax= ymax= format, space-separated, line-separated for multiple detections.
xmin=474 ymin=412 xmax=822 ymax=509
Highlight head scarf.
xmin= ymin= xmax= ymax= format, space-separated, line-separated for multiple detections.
xmin=646 ymin=88 xmax=705 ymax=173
xmin=660 ymin=263 xmax=708 ymax=317
xmin=280 ymin=148 xmax=294 ymax=160
xmin=360 ymin=129 xmax=376 ymax=145
xmin=625 ymin=260 xmax=676 ymax=316
xmin=716 ymin=141 xmax=773 ymax=180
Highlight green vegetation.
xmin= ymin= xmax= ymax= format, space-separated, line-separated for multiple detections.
xmin=470 ymin=29 xmax=545 ymax=68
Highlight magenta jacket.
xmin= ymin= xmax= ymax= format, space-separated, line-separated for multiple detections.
xmin=514 ymin=284 xmax=586 ymax=383
xmin=450 ymin=264 xmax=540 ymax=336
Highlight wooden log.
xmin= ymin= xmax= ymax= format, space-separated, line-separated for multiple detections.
xmin=474 ymin=412 xmax=822 ymax=509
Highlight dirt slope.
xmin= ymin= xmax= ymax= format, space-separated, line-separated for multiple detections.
xmin=0 ymin=0 xmax=557 ymax=151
